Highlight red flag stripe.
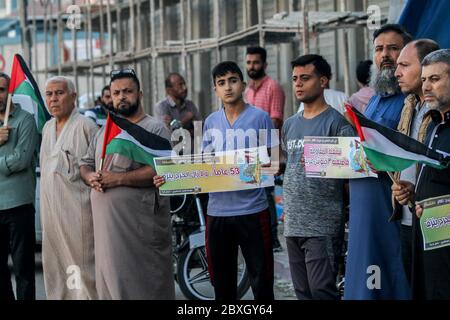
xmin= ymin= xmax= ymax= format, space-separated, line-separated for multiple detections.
xmin=345 ymin=103 xmax=365 ymax=142
xmin=100 ymin=114 xmax=121 ymax=160
xmin=8 ymin=55 xmax=27 ymax=94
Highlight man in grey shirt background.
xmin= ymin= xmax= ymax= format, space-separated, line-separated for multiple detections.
xmin=282 ymin=55 xmax=354 ymax=300
xmin=154 ymin=73 xmax=202 ymax=154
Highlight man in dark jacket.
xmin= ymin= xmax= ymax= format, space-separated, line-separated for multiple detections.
xmin=393 ymin=49 xmax=450 ymax=299
xmin=391 ymin=39 xmax=439 ymax=284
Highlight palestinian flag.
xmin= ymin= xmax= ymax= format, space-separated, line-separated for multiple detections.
xmin=101 ymin=112 xmax=172 ymax=169
xmin=345 ymin=104 xmax=449 ymax=172
xmin=8 ymin=54 xmax=51 ymax=133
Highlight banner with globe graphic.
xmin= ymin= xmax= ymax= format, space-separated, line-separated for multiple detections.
xmin=154 ymin=147 xmax=275 ymax=195
xmin=304 ymin=136 xmax=377 ymax=179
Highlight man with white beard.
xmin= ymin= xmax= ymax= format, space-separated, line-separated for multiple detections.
xmin=344 ymin=24 xmax=413 ymax=300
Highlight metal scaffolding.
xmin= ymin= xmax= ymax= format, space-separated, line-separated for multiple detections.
xmin=27 ymin=0 xmax=385 ymax=115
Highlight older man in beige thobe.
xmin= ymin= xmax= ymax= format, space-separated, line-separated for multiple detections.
xmin=40 ymin=76 xmax=98 ymax=299
xmin=80 ymin=69 xmax=175 ymax=300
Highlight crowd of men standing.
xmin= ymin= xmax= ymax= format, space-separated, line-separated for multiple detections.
xmin=1 ymin=22 xmax=450 ymax=301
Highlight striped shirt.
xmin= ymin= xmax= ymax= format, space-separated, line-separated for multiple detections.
xmin=245 ymin=75 xmax=285 ymax=121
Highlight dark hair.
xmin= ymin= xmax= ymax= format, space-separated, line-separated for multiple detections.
xmin=110 ymin=68 xmax=140 ymax=91
xmin=101 ymin=85 xmax=110 ymax=97
xmin=373 ymin=24 xmax=412 ymax=46
xmin=291 ymin=54 xmax=332 ymax=80
xmin=165 ymin=72 xmax=184 ymax=89
xmin=0 ymin=72 xmax=10 ymax=85
xmin=356 ymin=60 xmax=373 ymax=85
xmin=422 ymin=49 xmax=450 ymax=77
xmin=413 ymin=39 xmax=440 ymax=63
xmin=211 ymin=61 xmax=244 ymax=85
xmin=246 ymin=46 xmax=267 ymax=63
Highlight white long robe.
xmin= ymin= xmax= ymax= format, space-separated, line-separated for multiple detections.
xmin=40 ymin=109 xmax=99 ymax=299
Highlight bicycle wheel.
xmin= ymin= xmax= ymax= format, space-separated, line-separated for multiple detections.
xmin=177 ymin=246 xmax=251 ymax=300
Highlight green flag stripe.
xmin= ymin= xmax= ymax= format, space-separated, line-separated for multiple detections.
xmin=362 ymin=146 xmax=416 ymax=172
xmin=14 ymin=81 xmax=39 ymax=103
xmin=14 ymin=80 xmax=47 ymax=133
xmin=106 ymin=138 xmax=156 ymax=168
xmin=361 ymin=126 xmax=443 ymax=167
xmin=363 ymin=146 xmax=444 ymax=172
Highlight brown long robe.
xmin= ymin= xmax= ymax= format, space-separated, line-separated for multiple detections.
xmin=40 ymin=109 xmax=99 ymax=299
xmin=80 ymin=114 xmax=175 ymax=300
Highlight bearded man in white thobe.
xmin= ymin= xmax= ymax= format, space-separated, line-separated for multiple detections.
xmin=40 ymin=76 xmax=99 ymax=299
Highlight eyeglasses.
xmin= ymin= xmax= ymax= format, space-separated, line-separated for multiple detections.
xmin=110 ymin=68 xmax=137 ymax=79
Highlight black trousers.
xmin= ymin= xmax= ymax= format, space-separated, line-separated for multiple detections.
xmin=412 ymin=213 xmax=450 ymax=299
xmin=0 ymin=204 xmax=36 ymax=300
xmin=206 ymin=210 xmax=274 ymax=301
xmin=265 ymin=187 xmax=280 ymax=246
xmin=400 ymin=224 xmax=413 ymax=285
xmin=286 ymin=236 xmax=340 ymax=300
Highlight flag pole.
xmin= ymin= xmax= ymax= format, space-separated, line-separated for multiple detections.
xmin=386 ymin=171 xmax=396 ymax=183
xmin=99 ymin=113 xmax=111 ymax=172
xmin=387 ymin=171 xmax=414 ymax=208
xmin=2 ymin=94 xmax=12 ymax=127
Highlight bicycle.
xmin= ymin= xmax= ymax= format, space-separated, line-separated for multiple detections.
xmin=170 ymin=193 xmax=251 ymax=300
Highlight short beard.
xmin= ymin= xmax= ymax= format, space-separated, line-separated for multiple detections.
xmin=116 ymin=101 xmax=139 ymax=117
xmin=428 ymin=91 xmax=450 ymax=112
xmin=247 ymin=68 xmax=265 ymax=80
xmin=370 ymin=64 xmax=401 ymax=96
xmin=102 ymin=103 xmax=114 ymax=113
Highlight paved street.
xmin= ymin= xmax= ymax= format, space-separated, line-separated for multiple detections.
xmin=10 ymin=224 xmax=295 ymax=300
xmin=12 ymin=251 xmax=192 ymax=300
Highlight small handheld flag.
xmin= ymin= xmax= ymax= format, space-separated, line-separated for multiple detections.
xmin=100 ymin=112 xmax=172 ymax=170
xmin=5 ymin=54 xmax=51 ymax=133
xmin=345 ymin=104 xmax=448 ymax=172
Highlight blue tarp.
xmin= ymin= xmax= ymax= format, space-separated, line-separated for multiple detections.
xmin=398 ymin=0 xmax=450 ymax=48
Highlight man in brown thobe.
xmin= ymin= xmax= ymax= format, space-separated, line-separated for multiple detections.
xmin=40 ymin=76 xmax=98 ymax=299
xmin=80 ymin=69 xmax=175 ymax=300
